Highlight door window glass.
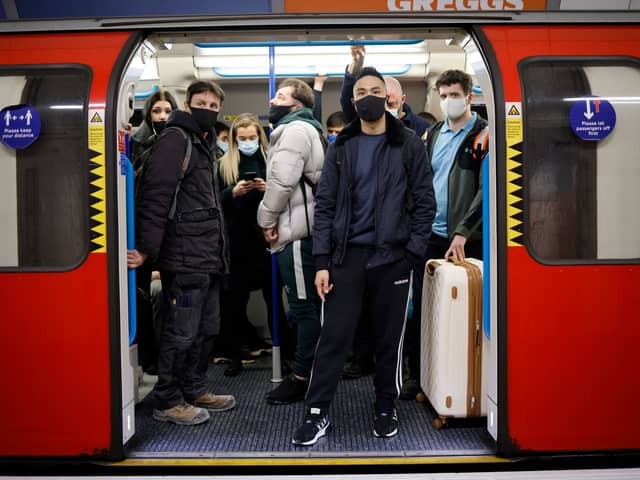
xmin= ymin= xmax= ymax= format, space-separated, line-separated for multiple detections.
xmin=520 ymin=59 xmax=640 ymax=263
xmin=0 ymin=67 xmax=90 ymax=269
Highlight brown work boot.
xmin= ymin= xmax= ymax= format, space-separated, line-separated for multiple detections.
xmin=194 ymin=392 xmax=236 ymax=412
xmin=152 ymin=402 xmax=210 ymax=425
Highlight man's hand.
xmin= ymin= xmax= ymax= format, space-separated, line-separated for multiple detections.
xmin=347 ymin=45 xmax=365 ymax=76
xmin=127 ymin=249 xmax=148 ymax=269
xmin=444 ymin=234 xmax=467 ymax=262
xmin=263 ymin=225 xmax=279 ymax=243
xmin=315 ymin=269 xmax=334 ymax=302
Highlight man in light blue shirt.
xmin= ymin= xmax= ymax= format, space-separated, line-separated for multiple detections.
xmin=430 ymin=110 xmax=480 ymax=241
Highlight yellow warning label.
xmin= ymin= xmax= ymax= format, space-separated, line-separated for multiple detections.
xmin=507 ymin=104 xmax=520 ymax=116
xmin=88 ymin=109 xmax=106 ymax=253
xmin=90 ymin=112 xmax=103 ymax=123
xmin=505 ymin=102 xmax=523 ymax=247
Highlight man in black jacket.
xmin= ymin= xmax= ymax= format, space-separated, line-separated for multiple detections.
xmin=292 ymin=67 xmax=435 ymax=446
xmin=339 ymin=45 xmax=432 ymax=382
xmin=127 ymin=80 xmax=235 ymax=426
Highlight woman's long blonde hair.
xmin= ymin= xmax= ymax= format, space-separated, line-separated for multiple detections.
xmin=219 ymin=113 xmax=269 ymax=185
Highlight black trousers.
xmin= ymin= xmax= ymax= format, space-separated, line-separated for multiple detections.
xmin=220 ymin=265 xmax=293 ymax=362
xmin=305 ymin=247 xmax=412 ymax=411
xmin=135 ymin=259 xmax=158 ymax=372
xmin=152 ymin=271 xmax=221 ymax=410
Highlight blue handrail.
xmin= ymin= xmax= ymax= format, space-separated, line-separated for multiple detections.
xmin=125 ymin=154 xmax=137 ymax=345
xmin=482 ymin=154 xmax=490 ymax=340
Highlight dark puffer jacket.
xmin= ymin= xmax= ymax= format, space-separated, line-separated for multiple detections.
xmin=135 ymin=110 xmax=228 ymax=274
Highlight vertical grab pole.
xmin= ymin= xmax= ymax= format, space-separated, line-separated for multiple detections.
xmin=268 ymin=44 xmax=283 ymax=383
xmin=125 ymin=151 xmax=137 ymax=345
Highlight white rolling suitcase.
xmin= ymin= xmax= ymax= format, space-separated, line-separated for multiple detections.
xmin=420 ymin=258 xmax=488 ymax=429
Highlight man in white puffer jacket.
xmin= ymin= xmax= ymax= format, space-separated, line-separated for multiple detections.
xmin=258 ymin=78 xmax=325 ymax=405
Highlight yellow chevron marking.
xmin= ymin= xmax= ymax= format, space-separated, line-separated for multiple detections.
xmin=88 ymin=110 xmax=106 ymax=252
xmin=505 ymin=102 xmax=523 ymax=247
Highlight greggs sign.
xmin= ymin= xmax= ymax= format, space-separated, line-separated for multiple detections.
xmin=284 ymin=0 xmax=547 ymax=12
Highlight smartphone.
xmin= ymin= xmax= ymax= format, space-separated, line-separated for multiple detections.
xmin=241 ymin=171 xmax=257 ymax=181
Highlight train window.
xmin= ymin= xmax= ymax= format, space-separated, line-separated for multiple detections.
xmin=520 ymin=58 xmax=640 ymax=263
xmin=0 ymin=67 xmax=90 ymax=270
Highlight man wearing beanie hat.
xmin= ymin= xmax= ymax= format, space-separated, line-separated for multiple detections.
xmin=291 ymin=67 xmax=436 ymax=446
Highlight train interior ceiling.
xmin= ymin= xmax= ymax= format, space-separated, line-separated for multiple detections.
xmin=122 ymin=27 xmax=495 ymax=459
xmin=126 ymin=28 xmax=485 ymax=129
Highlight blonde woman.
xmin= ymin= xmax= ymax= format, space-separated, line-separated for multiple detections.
xmin=218 ymin=114 xmax=291 ymax=376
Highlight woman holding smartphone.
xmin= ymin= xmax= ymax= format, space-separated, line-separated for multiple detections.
xmin=218 ymin=114 xmax=291 ymax=376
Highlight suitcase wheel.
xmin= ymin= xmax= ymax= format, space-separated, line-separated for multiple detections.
xmin=433 ymin=416 xmax=448 ymax=430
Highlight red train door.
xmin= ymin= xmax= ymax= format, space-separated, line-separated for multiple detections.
xmin=482 ymin=24 xmax=640 ymax=454
xmin=0 ymin=31 xmax=135 ymax=457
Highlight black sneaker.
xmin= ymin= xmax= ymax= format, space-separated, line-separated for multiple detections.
xmin=373 ymin=408 xmax=398 ymax=438
xmin=292 ymin=408 xmax=330 ymax=446
xmin=265 ymin=375 xmax=308 ymax=405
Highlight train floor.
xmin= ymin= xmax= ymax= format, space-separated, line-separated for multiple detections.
xmin=127 ymin=354 xmax=495 ymax=459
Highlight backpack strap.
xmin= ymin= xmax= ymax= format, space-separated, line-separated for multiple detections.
xmin=299 ymin=128 xmax=328 ymax=237
xmin=168 ymin=127 xmax=193 ymax=221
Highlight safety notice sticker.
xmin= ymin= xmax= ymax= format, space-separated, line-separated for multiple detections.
xmin=569 ymin=96 xmax=616 ymax=141
xmin=1 ymin=104 xmax=41 ymax=150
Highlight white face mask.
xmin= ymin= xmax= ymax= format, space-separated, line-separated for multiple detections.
xmin=237 ymin=139 xmax=260 ymax=156
xmin=440 ymin=96 xmax=468 ymax=120
xmin=386 ymin=108 xmax=399 ymax=119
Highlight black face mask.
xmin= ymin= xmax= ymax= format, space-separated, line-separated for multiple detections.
xmin=151 ymin=120 xmax=166 ymax=135
xmin=190 ymin=107 xmax=218 ymax=133
xmin=354 ymin=95 xmax=386 ymax=122
xmin=268 ymin=104 xmax=294 ymax=125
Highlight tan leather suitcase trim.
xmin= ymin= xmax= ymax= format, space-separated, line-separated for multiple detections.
xmin=460 ymin=260 xmax=483 ymax=417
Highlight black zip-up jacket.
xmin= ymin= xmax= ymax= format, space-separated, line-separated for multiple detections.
xmin=135 ymin=110 xmax=229 ymax=274
xmin=313 ymin=112 xmax=436 ymax=270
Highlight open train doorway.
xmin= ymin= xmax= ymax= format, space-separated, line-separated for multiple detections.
xmin=116 ymin=24 xmax=498 ymax=461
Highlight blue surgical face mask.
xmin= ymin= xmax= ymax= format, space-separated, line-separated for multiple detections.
xmin=327 ymin=134 xmax=337 ymax=143
xmin=217 ymin=141 xmax=228 ymax=153
xmin=237 ymin=139 xmax=260 ymax=156
xmin=386 ymin=108 xmax=399 ymax=119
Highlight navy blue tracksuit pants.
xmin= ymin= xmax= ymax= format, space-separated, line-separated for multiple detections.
xmin=305 ymin=246 xmax=413 ymax=411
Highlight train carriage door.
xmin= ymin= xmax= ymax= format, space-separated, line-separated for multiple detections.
xmin=0 ymin=31 xmax=136 ymax=458
xmin=481 ymin=25 xmax=640 ymax=454
xmin=463 ymin=32 xmax=499 ymax=442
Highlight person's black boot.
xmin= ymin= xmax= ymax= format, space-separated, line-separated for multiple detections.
xmin=224 ymin=358 xmax=243 ymax=377
xmin=342 ymin=358 xmax=375 ymax=379
xmin=265 ymin=375 xmax=308 ymax=404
